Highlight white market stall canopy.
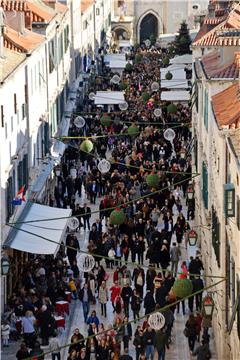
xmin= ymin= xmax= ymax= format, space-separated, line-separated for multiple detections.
xmin=170 ymin=54 xmax=192 ymax=65
xmin=5 ymin=203 xmax=72 ymax=255
xmin=161 ymin=90 xmax=190 ymax=102
xmin=161 ymin=67 xmax=186 ymax=80
xmin=104 ymin=54 xmax=126 ymax=64
xmin=118 ymin=40 xmax=131 ymax=48
xmin=109 ymin=59 xmax=128 ymax=70
xmin=94 ymin=91 xmax=125 ymax=105
xmin=161 ymin=65 xmax=188 ymax=89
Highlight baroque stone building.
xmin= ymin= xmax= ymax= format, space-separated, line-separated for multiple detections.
xmin=111 ymin=0 xmax=208 ymax=44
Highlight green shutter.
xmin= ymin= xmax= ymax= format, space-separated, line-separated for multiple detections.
xmin=204 ymin=89 xmax=208 ymax=130
xmin=202 ymin=162 xmax=208 ymax=209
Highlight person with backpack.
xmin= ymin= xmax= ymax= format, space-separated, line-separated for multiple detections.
xmin=185 ymin=313 xmax=198 ymax=352
xmin=192 ymin=340 xmax=212 ymax=359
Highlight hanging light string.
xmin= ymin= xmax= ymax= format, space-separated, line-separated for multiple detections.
xmin=7 ymin=222 xmax=225 ymax=280
xmin=77 ymin=146 xmax=199 ymax=176
xmin=22 ymin=277 xmax=226 ymax=360
xmin=7 ymin=174 xmax=199 ymax=225
xmin=54 ymin=123 xmax=186 ymax=140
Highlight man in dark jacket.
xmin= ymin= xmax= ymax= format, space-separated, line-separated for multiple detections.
xmin=154 ymin=329 xmax=169 ymax=360
xmin=122 ymin=316 xmax=132 ymax=350
xmin=119 ymin=348 xmax=133 ymax=360
xmin=189 ymin=256 xmax=204 ymax=279
xmin=192 ymin=340 xmax=211 ymax=360
xmin=143 ymin=327 xmax=156 ymax=359
xmin=79 ymin=283 xmax=93 ymax=322
xmin=121 ymin=283 xmax=133 ymax=316
xmin=144 ymin=290 xmax=156 ymax=315
xmin=80 ymin=203 xmax=91 ymax=230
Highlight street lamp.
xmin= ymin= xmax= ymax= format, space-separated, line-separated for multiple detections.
xmin=1 ymin=255 xmax=10 ymax=275
xmin=202 ymin=295 xmax=214 ymax=317
xmin=187 ymin=183 xmax=194 ymax=200
xmin=188 ymin=229 xmax=198 ymax=246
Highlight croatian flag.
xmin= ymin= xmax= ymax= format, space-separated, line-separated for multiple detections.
xmin=12 ymin=186 xmax=26 ymax=205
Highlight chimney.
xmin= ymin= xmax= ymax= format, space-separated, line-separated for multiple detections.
xmin=0 ymin=7 xmax=6 ymax=58
xmin=43 ymin=0 xmax=57 ymax=10
xmin=5 ymin=12 xmax=25 ymax=34
xmin=208 ymin=3 xmax=215 ymax=18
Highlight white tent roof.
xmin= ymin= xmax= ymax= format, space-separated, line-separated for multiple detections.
xmin=6 ymin=203 xmax=72 ymax=255
xmin=108 ymin=59 xmax=128 ymax=69
xmin=161 ymin=67 xmax=186 ymax=80
xmin=104 ymin=54 xmax=126 ymax=63
xmin=118 ymin=40 xmax=131 ymax=48
xmin=161 ymin=90 xmax=190 ymax=102
xmin=161 ymin=80 xmax=189 ymax=89
xmin=170 ymin=54 xmax=192 ymax=65
xmin=94 ymin=91 xmax=125 ymax=105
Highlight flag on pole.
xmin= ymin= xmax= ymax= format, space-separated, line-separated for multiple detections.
xmin=17 ymin=185 xmax=26 ymax=202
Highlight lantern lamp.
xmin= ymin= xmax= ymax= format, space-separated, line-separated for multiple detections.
xmin=202 ymin=295 xmax=214 ymax=317
xmin=188 ymin=229 xmax=198 ymax=246
xmin=110 ymin=208 xmax=126 ymax=225
xmin=186 ymin=185 xmax=194 ymax=200
xmin=80 ymin=139 xmax=93 ymax=153
xmin=180 ymin=148 xmax=187 ymax=159
xmin=127 ymin=124 xmax=140 ymax=137
xmin=1 ymin=256 xmax=10 ymax=275
xmin=146 ymin=173 xmax=160 ymax=189
xmin=172 ymin=279 xmax=193 ymax=299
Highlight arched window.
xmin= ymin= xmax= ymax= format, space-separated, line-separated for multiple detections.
xmin=140 ymin=13 xmax=158 ymax=43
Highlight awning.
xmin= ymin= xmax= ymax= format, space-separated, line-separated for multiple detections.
xmin=170 ymin=54 xmax=192 ymax=65
xmin=94 ymin=91 xmax=125 ymax=105
xmin=5 ymin=203 xmax=72 ymax=255
xmin=108 ymin=60 xmax=128 ymax=69
xmin=118 ymin=40 xmax=131 ymax=48
xmin=104 ymin=54 xmax=126 ymax=64
xmin=161 ymin=90 xmax=190 ymax=102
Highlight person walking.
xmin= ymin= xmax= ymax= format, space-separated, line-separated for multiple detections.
xmin=185 ymin=314 xmax=198 ymax=352
xmin=1 ymin=320 xmax=10 ymax=347
xmin=170 ymin=242 xmax=181 ymax=275
xmin=144 ymin=290 xmax=156 ymax=315
xmin=98 ymin=281 xmax=108 ymax=317
xmin=154 ymin=329 xmax=169 ymax=360
xmin=122 ymin=316 xmax=132 ymax=350
xmin=110 ymin=280 xmax=121 ymax=313
xmin=192 ymin=340 xmax=211 ymax=360
xmin=144 ymin=327 xmax=156 ymax=360
xmin=81 ymin=203 xmax=91 ymax=230
xmin=16 ymin=342 xmax=30 ymax=360
xmin=133 ymin=328 xmax=145 ymax=360
xmin=79 ymin=283 xmax=93 ymax=323
xmin=49 ymin=333 xmax=61 ymax=360
xmin=121 ymin=283 xmax=133 ymax=316
xmin=131 ymin=289 xmax=141 ymax=322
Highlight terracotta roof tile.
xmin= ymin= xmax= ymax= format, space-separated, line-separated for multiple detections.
xmin=1 ymin=0 xmax=56 ymax=22
xmin=193 ymin=3 xmax=240 ymax=47
xmin=201 ymin=50 xmax=240 ymax=79
xmin=204 ymin=14 xmax=228 ymax=25
xmin=212 ymin=83 xmax=240 ymax=129
xmin=4 ymin=25 xmax=44 ymax=52
xmin=81 ymin=0 xmax=94 ymax=13
xmin=0 ymin=47 xmax=26 ymax=82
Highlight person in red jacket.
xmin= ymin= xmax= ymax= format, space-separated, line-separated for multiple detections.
xmin=110 ymin=280 xmax=121 ymax=312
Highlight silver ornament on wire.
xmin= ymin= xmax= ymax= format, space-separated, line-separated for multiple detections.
xmin=78 ymin=254 xmax=95 ymax=272
xmin=153 ymin=108 xmax=162 ymax=117
xmin=111 ymin=74 xmax=121 ymax=84
xmin=148 ymin=312 xmax=166 ymax=330
xmin=151 ymin=82 xmax=160 ymax=92
xmin=68 ymin=217 xmax=80 ymax=231
xmin=98 ymin=159 xmax=111 ymax=174
xmin=119 ymin=101 xmax=128 ymax=111
xmin=74 ymin=116 xmax=86 ymax=128
xmin=89 ymin=92 xmax=96 ymax=100
xmin=164 ymin=128 xmax=176 ymax=142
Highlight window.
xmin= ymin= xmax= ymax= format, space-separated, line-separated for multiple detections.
xmin=237 ymin=196 xmax=240 ymax=230
xmin=204 ymin=89 xmax=208 ymax=130
xmin=64 ymin=25 xmax=69 ymax=53
xmin=1 ymin=105 xmax=4 ymax=127
xmin=11 ymin=116 xmax=13 ymax=132
xmin=212 ymin=206 xmax=220 ymax=267
xmin=23 ymin=154 xmax=28 ymax=190
xmin=30 ymin=69 xmax=33 ymax=95
xmin=108 ymin=13 xmax=111 ymax=26
xmin=5 ymin=122 xmax=7 ymax=139
xmin=17 ymin=161 xmax=23 ymax=190
xmin=59 ymin=33 xmax=64 ymax=63
xmin=83 ymin=20 xmax=87 ymax=30
xmin=14 ymin=93 xmax=17 ymax=114
xmin=48 ymin=39 xmax=55 ymax=73
xmin=6 ymin=176 xmax=14 ymax=221
xmin=22 ymin=104 xmax=26 ymax=120
xmin=224 ymin=183 xmax=235 ymax=217
xmin=202 ymin=162 xmax=208 ymax=209
xmin=96 ymin=7 xmax=100 ymax=15
xmin=231 ymin=258 xmax=235 ymax=306
xmin=38 ymin=61 xmax=41 ymax=87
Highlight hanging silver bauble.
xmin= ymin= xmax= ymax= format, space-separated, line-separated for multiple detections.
xmin=148 ymin=312 xmax=166 ymax=330
xmin=89 ymin=92 xmax=96 ymax=100
xmin=153 ymin=108 xmax=162 ymax=117
xmin=151 ymin=82 xmax=160 ymax=92
xmin=68 ymin=217 xmax=80 ymax=231
xmin=111 ymin=74 xmax=121 ymax=84
xmin=74 ymin=116 xmax=86 ymax=128
xmin=164 ymin=128 xmax=176 ymax=142
xmin=119 ymin=101 xmax=128 ymax=111
xmin=145 ymin=39 xmax=151 ymax=48
xmin=98 ymin=159 xmax=111 ymax=174
xmin=78 ymin=254 xmax=95 ymax=272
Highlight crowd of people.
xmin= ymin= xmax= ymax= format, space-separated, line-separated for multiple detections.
xmin=2 ymin=44 xmax=213 ymax=360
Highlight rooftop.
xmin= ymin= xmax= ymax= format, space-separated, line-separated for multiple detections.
xmin=201 ymin=50 xmax=240 ymax=79
xmin=81 ymin=0 xmax=94 ymax=13
xmin=0 ymin=47 xmax=26 ymax=83
xmin=4 ymin=25 xmax=44 ymax=52
xmin=212 ymin=83 xmax=240 ymax=129
xmin=193 ymin=3 xmax=240 ymax=47
xmin=228 ymin=129 xmax=240 ymax=162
